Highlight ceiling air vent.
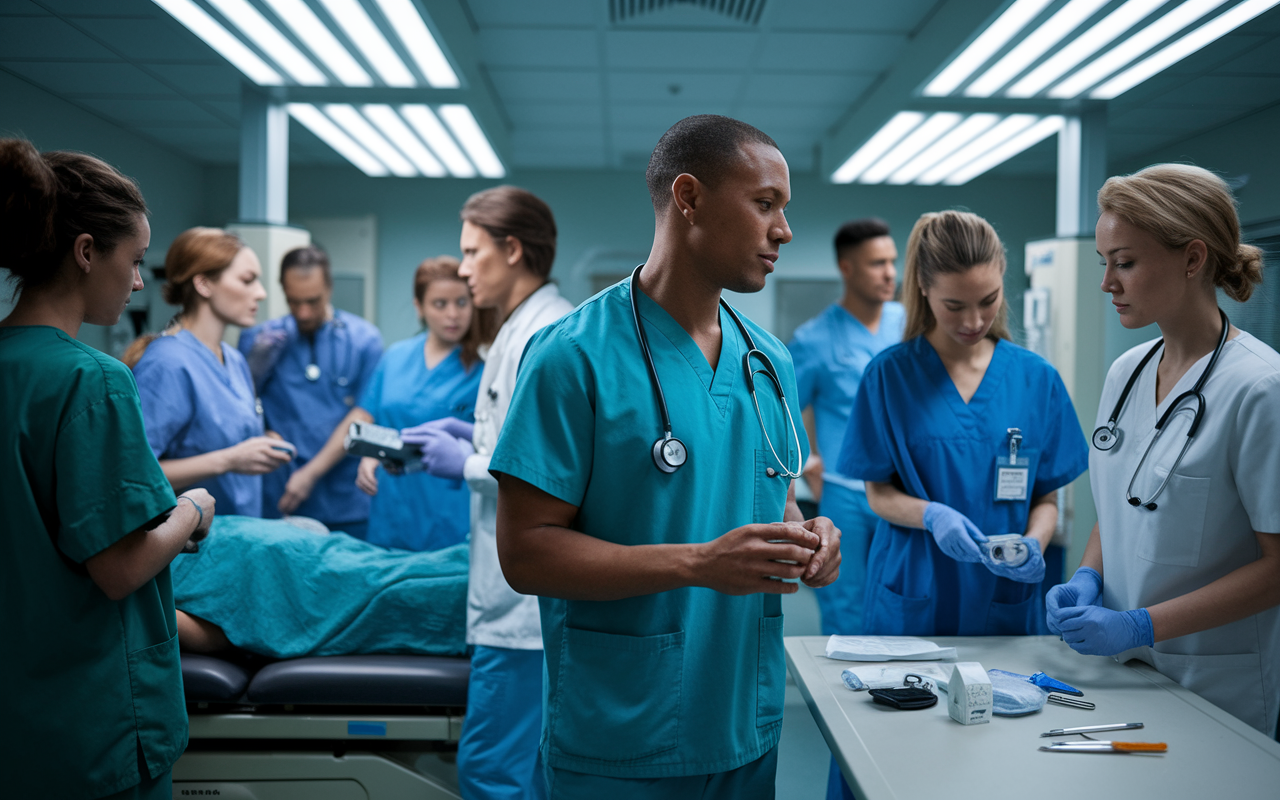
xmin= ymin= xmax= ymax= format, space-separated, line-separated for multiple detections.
xmin=609 ymin=0 xmax=767 ymax=26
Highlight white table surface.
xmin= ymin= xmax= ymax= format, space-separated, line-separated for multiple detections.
xmin=785 ymin=635 xmax=1280 ymax=800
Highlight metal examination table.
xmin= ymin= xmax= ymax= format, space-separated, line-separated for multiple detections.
xmin=785 ymin=635 xmax=1280 ymax=800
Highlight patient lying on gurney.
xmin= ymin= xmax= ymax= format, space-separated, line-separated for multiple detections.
xmin=171 ymin=515 xmax=468 ymax=659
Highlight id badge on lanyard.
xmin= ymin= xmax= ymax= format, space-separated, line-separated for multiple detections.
xmin=995 ymin=427 xmax=1029 ymax=502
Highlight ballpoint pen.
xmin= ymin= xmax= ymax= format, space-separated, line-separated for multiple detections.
xmin=1041 ymin=722 xmax=1144 ymax=737
xmin=1040 ymin=741 xmax=1167 ymax=753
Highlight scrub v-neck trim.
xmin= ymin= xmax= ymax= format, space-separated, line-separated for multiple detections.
xmin=631 ymin=284 xmax=742 ymax=413
xmin=920 ymin=335 xmax=1010 ymax=429
xmin=176 ymin=329 xmax=236 ymax=388
xmin=421 ymin=334 xmax=462 ymax=374
xmin=1150 ymin=339 xmax=1234 ymax=420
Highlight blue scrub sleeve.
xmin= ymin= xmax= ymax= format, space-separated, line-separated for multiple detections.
xmin=835 ymin=359 xmax=896 ymax=482
xmin=1030 ymin=375 xmax=1089 ymax=498
xmin=236 ymin=325 xmax=258 ymax=361
xmin=55 ymin=385 xmax=177 ymax=563
xmin=134 ymin=353 xmax=196 ymax=459
xmin=359 ymin=358 xmax=388 ymax=420
xmin=489 ymin=328 xmax=595 ymax=507
xmin=1232 ymin=371 xmax=1280 ymax=533
xmin=787 ymin=329 xmax=818 ymax=411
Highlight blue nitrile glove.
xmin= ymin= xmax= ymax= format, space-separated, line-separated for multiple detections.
xmin=922 ymin=502 xmax=988 ymax=563
xmin=981 ymin=536 xmax=1045 ymax=584
xmin=246 ymin=328 xmax=288 ymax=389
xmin=1057 ymin=605 xmax=1154 ymax=656
xmin=401 ymin=417 xmax=475 ymax=444
xmin=402 ymin=426 xmax=474 ymax=480
xmin=1046 ymin=566 xmax=1103 ymax=634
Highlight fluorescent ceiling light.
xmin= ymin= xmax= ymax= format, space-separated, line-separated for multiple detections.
xmin=1048 ymin=0 xmax=1228 ymax=98
xmin=439 ymin=105 xmax=505 ymax=178
xmin=324 ymin=103 xmax=416 ymax=176
xmin=207 ymin=0 xmax=326 ymax=85
xmin=318 ymin=0 xmax=416 ymax=87
xmin=374 ymin=0 xmax=460 ymax=88
xmin=965 ymin=0 xmax=1110 ymax=97
xmin=924 ymin=0 xmax=1054 ymax=96
xmin=859 ymin=113 xmax=963 ymax=184
xmin=944 ymin=115 xmax=1063 ymax=185
xmin=401 ymin=105 xmax=476 ymax=177
xmin=1091 ymin=0 xmax=1280 ymax=98
xmin=918 ymin=114 xmax=1039 ymax=185
xmin=150 ymin=0 xmax=283 ymax=85
xmin=263 ymin=0 xmax=372 ymax=86
xmin=831 ymin=112 xmax=925 ymax=183
xmin=1008 ymin=0 xmax=1170 ymax=97
xmin=888 ymin=114 xmax=1001 ymax=184
xmin=287 ymin=102 xmax=387 ymax=176
xmin=362 ymin=104 xmax=445 ymax=177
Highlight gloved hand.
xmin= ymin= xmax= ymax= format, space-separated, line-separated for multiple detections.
xmin=401 ymin=416 xmax=475 ymax=444
xmin=403 ymin=426 xmax=474 ymax=481
xmin=1057 ymin=605 xmax=1154 ymax=656
xmin=246 ymin=328 xmax=288 ymax=388
xmin=981 ymin=536 xmax=1045 ymax=584
xmin=1046 ymin=566 xmax=1102 ymax=634
xmin=921 ymin=502 xmax=987 ymax=563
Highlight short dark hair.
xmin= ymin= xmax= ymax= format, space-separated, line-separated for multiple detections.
xmin=835 ymin=218 xmax=891 ymax=260
xmin=645 ymin=115 xmax=780 ymax=211
xmin=460 ymin=186 xmax=557 ymax=279
xmin=280 ymin=244 xmax=331 ymax=286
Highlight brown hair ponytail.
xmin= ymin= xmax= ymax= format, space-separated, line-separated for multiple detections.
xmin=901 ymin=210 xmax=1010 ymax=341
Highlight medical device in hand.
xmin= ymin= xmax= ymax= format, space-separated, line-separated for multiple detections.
xmin=1091 ymin=309 xmax=1229 ymax=510
xmin=629 ymin=265 xmax=803 ymax=477
xmin=344 ymin=421 xmax=423 ymax=473
xmin=984 ymin=534 xmax=1030 ymax=567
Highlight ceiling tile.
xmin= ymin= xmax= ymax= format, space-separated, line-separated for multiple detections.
xmin=468 ymin=0 xmax=605 ymax=28
xmin=0 ymin=16 xmax=117 ymax=59
xmin=87 ymin=17 xmax=223 ymax=64
xmin=2 ymin=60 xmax=171 ymax=96
xmin=605 ymin=30 xmax=759 ymax=70
xmin=732 ymin=104 xmax=845 ymax=133
xmin=76 ymin=97 xmax=227 ymax=126
xmin=762 ymin=0 xmax=939 ymax=32
xmin=40 ymin=0 xmax=158 ymax=15
xmin=607 ymin=71 xmax=741 ymax=102
xmin=1153 ymin=75 xmax=1280 ymax=107
xmin=479 ymin=28 xmax=599 ymax=69
xmin=502 ymin=102 xmax=602 ymax=128
xmin=740 ymin=72 xmax=874 ymax=106
xmin=488 ymin=68 xmax=601 ymax=102
xmin=763 ymin=32 xmax=906 ymax=72
xmin=1213 ymin=39 xmax=1280 ymax=75
xmin=158 ymin=64 xmax=245 ymax=96
xmin=511 ymin=148 xmax=608 ymax=168
xmin=1236 ymin=5 xmax=1280 ymax=34
xmin=0 ymin=1 xmax=49 ymax=15
xmin=608 ymin=103 xmax=732 ymax=130
xmin=1110 ymin=107 xmax=1210 ymax=135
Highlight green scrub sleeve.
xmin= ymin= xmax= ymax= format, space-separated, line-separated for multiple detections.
xmin=55 ymin=387 xmax=177 ymax=564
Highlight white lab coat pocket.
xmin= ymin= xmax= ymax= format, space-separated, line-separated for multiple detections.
xmin=1137 ymin=470 xmax=1210 ymax=568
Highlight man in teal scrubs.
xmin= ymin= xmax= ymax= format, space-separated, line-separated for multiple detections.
xmin=490 ymin=115 xmax=842 ymax=799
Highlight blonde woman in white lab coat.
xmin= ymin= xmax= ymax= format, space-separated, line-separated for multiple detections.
xmin=1047 ymin=164 xmax=1280 ymax=737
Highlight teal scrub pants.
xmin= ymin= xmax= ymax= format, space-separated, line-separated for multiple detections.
xmin=545 ymin=745 xmax=778 ymax=800
xmin=457 ymin=644 xmax=546 ymax=800
xmin=812 ymin=483 xmax=877 ymax=635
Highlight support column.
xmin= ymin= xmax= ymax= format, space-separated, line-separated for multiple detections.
xmin=1056 ymin=102 xmax=1107 ymax=238
xmin=239 ymin=86 xmax=289 ymax=225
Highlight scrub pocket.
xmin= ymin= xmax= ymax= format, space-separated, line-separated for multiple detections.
xmin=753 ymin=450 xmax=790 ymax=523
xmin=1137 ymin=471 xmax=1209 ymax=568
xmin=757 ymin=616 xmax=786 ymax=727
xmin=867 ymin=584 xmax=933 ymax=636
xmin=127 ymin=632 xmax=188 ymax=778
xmin=550 ymin=627 xmax=684 ymax=763
xmin=985 ymin=591 xmax=1038 ymax=635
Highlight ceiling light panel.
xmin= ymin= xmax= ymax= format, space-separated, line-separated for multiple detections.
xmin=362 ymin=104 xmax=446 ymax=176
xmin=859 ymin=113 xmax=964 ymax=184
xmin=208 ymin=0 xmax=327 ymax=85
xmin=288 ymin=102 xmax=387 ymax=175
xmin=401 ymin=105 xmax=476 ymax=178
xmin=151 ymin=0 xmax=284 ymax=85
xmin=373 ymin=0 xmax=459 ymax=88
xmin=317 ymin=0 xmax=416 ymax=87
xmin=917 ymin=114 xmax=1039 ymax=184
xmin=964 ymin=0 xmax=1110 ymax=97
xmin=324 ymin=103 xmax=417 ymax=176
xmin=831 ymin=112 xmax=926 ymax=183
xmin=924 ymin=0 xmax=1055 ymax=96
xmin=943 ymin=115 xmax=1063 ymax=184
xmin=439 ymin=105 xmax=506 ymax=178
xmin=887 ymin=114 xmax=1001 ymax=184
xmin=263 ymin=0 xmax=372 ymax=86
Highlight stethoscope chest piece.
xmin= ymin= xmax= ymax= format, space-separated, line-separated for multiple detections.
xmin=653 ymin=436 xmax=688 ymax=473
xmin=305 ymin=363 xmax=321 ymax=382
xmin=1091 ymin=424 xmax=1120 ymax=451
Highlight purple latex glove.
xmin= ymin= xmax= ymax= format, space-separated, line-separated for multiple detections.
xmin=981 ymin=536 xmax=1045 ymax=584
xmin=403 ymin=426 xmax=473 ymax=481
xmin=1046 ymin=566 xmax=1102 ymax=634
xmin=1057 ymin=605 xmax=1154 ymax=656
xmin=922 ymin=502 xmax=987 ymax=563
xmin=401 ymin=417 xmax=475 ymax=444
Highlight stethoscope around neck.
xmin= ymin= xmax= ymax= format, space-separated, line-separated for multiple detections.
xmin=301 ymin=314 xmax=354 ymax=392
xmin=1091 ymin=309 xmax=1229 ymax=511
xmin=630 ymin=266 xmax=804 ymax=477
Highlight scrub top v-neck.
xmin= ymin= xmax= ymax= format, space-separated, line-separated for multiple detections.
xmin=133 ymin=329 xmax=265 ymax=516
xmin=491 ymin=279 xmax=807 ymax=779
xmin=838 ymin=335 xmax=1088 ymax=637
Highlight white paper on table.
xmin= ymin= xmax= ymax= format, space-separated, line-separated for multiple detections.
xmin=824 ymin=635 xmax=959 ymax=662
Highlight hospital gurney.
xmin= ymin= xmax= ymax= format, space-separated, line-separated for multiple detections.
xmin=173 ymin=651 xmax=469 ymax=799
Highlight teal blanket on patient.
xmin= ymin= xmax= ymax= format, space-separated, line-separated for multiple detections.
xmin=171 ymin=516 xmax=469 ymax=658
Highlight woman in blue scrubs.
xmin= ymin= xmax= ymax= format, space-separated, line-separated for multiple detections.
xmin=128 ymin=228 xmax=294 ymax=517
xmin=353 ymin=255 xmax=489 ymax=551
xmin=840 ymin=210 xmax=1088 ymax=637
xmin=1 ymin=139 xmax=215 ymax=799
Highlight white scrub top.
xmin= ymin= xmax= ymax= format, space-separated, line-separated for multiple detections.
xmin=1091 ymin=331 xmax=1280 ymax=736
xmin=462 ymin=282 xmax=574 ymax=650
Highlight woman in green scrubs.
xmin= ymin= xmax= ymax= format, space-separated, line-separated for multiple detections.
xmin=0 ymin=139 xmax=215 ymax=798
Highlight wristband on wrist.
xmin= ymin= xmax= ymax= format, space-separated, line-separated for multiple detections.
xmin=177 ymin=495 xmax=203 ymax=530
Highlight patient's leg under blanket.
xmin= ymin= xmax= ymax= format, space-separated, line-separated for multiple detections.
xmin=171 ymin=515 xmax=469 ymax=658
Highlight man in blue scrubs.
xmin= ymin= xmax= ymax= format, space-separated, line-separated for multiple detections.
xmin=789 ymin=218 xmax=903 ymax=636
xmin=238 ymin=245 xmax=382 ymax=535
xmin=490 ymin=115 xmax=842 ymax=800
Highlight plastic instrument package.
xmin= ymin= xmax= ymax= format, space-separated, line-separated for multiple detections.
xmin=825 ymin=635 xmax=958 ymax=662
